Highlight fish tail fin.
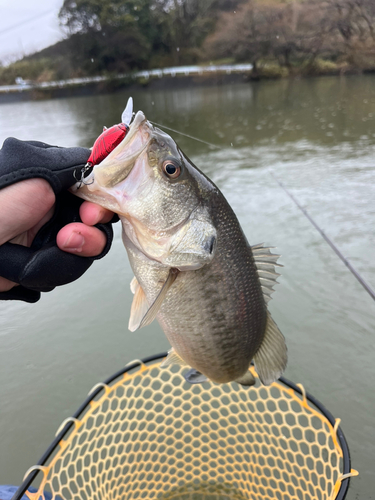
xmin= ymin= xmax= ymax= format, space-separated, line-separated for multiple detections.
xmin=253 ymin=311 xmax=287 ymax=385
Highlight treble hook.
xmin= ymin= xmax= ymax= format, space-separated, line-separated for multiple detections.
xmin=74 ymin=163 xmax=94 ymax=189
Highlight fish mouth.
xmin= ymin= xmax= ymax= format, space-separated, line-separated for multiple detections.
xmin=93 ymin=110 xmax=152 ymax=188
xmin=127 ymin=110 xmax=149 ymax=136
xmin=116 ymin=109 xmax=152 ymax=160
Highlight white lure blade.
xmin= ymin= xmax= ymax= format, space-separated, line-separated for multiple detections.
xmin=121 ymin=97 xmax=133 ymax=126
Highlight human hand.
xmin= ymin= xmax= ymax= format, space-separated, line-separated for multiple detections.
xmin=0 ymin=178 xmax=115 ymax=292
xmin=0 ymin=138 xmax=117 ymax=302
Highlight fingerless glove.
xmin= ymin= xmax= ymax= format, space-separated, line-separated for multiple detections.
xmin=0 ymin=138 xmax=116 ymax=303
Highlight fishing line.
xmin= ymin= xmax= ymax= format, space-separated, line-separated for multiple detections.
xmin=153 ymin=120 xmax=375 ymax=301
xmin=271 ymin=172 xmax=375 ymax=302
xmin=149 ymin=121 xmax=223 ymax=150
xmin=0 ymin=9 xmax=55 ymax=37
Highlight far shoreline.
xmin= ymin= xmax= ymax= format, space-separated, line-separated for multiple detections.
xmin=1 ymin=66 xmax=374 ymax=105
xmin=0 ymin=72 xmax=249 ymax=104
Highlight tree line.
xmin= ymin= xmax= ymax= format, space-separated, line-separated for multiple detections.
xmin=57 ymin=0 xmax=241 ymax=75
xmin=1 ymin=0 xmax=375 ymax=85
xmin=205 ymin=0 xmax=375 ymax=75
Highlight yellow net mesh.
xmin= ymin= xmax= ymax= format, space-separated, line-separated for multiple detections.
xmin=23 ymin=359 xmax=357 ymax=500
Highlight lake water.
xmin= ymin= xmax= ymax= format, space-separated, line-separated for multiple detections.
xmin=0 ymin=75 xmax=374 ymax=499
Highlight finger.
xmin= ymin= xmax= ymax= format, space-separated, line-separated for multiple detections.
xmin=0 ymin=276 xmax=17 ymax=293
xmin=0 ymin=179 xmax=55 ymax=246
xmin=79 ymin=201 xmax=114 ymax=226
xmin=56 ymin=222 xmax=107 ymax=257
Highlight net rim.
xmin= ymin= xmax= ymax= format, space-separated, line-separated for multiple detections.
xmin=11 ymin=352 xmax=352 ymax=500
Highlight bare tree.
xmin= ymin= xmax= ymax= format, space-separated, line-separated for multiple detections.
xmin=205 ymin=1 xmax=331 ymax=73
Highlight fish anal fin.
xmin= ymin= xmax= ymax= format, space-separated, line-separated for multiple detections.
xmin=128 ymin=283 xmax=149 ymax=332
xmin=235 ymin=371 xmax=256 ymax=387
xmin=253 ymin=311 xmax=287 ymax=386
xmin=160 ymin=348 xmax=188 ymax=368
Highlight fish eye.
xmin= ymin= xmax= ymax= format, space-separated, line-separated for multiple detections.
xmin=162 ymin=160 xmax=181 ymax=179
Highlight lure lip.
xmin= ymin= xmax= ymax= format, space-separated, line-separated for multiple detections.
xmin=121 ymin=97 xmax=134 ymax=127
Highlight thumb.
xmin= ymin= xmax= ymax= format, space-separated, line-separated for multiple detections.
xmin=56 ymin=222 xmax=108 ymax=258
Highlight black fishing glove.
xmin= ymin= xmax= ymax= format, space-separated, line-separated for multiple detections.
xmin=0 ymin=137 xmax=116 ymax=303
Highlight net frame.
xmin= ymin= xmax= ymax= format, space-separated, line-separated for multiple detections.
xmin=11 ymin=352 xmax=354 ymax=500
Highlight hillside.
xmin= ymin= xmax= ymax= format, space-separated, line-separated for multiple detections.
xmin=1 ymin=0 xmax=375 ymax=86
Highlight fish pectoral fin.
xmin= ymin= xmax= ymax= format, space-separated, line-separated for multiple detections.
xmin=160 ymin=348 xmax=188 ymax=368
xmin=128 ymin=282 xmax=149 ymax=332
xmin=253 ymin=311 xmax=288 ymax=385
xmin=235 ymin=371 xmax=256 ymax=387
xmin=130 ymin=276 xmax=139 ymax=294
xmin=184 ymin=368 xmax=208 ymax=385
xmin=131 ymin=268 xmax=180 ymax=332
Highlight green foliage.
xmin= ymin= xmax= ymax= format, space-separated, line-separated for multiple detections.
xmin=255 ymin=62 xmax=289 ymax=78
xmin=3 ymin=0 xmax=375 ymax=84
xmin=64 ymin=30 xmax=150 ymax=75
xmin=59 ymin=0 xmax=154 ymax=34
xmin=0 ymin=59 xmax=58 ymax=85
xmin=301 ymin=58 xmax=344 ymax=76
xmin=57 ymin=0 xmax=246 ymax=71
xmin=59 ymin=0 xmax=155 ymax=73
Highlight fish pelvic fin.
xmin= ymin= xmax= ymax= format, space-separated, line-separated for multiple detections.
xmin=160 ymin=347 xmax=188 ymax=368
xmin=235 ymin=371 xmax=256 ymax=387
xmin=253 ymin=311 xmax=288 ymax=386
xmin=129 ymin=268 xmax=179 ymax=332
xmin=251 ymin=243 xmax=282 ymax=304
xmin=184 ymin=368 xmax=208 ymax=385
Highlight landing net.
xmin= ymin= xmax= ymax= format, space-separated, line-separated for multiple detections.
xmin=14 ymin=353 xmax=357 ymax=500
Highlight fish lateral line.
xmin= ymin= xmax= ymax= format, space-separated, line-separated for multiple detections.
xmin=148 ymin=122 xmax=374 ymax=303
xmin=72 ymin=100 xmax=289 ymax=387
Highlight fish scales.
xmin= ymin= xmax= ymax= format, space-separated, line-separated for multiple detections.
xmin=72 ymin=106 xmax=287 ymax=386
xmin=126 ymin=187 xmax=267 ymax=383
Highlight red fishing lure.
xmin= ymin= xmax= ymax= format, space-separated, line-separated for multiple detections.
xmin=86 ymin=97 xmax=134 ymax=168
xmin=86 ymin=123 xmax=129 ymax=167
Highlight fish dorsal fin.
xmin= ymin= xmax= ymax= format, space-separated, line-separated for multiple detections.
xmin=251 ymin=243 xmax=282 ymax=303
xmin=128 ymin=280 xmax=149 ymax=332
xmin=235 ymin=371 xmax=256 ymax=387
xmin=129 ymin=268 xmax=179 ymax=332
xmin=160 ymin=347 xmax=188 ymax=368
xmin=253 ymin=311 xmax=287 ymax=385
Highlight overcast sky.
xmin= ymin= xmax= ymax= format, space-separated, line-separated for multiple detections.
xmin=0 ymin=0 xmax=64 ymax=63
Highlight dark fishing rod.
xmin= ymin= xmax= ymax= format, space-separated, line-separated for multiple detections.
xmin=153 ymin=120 xmax=375 ymax=302
xmin=271 ymin=172 xmax=375 ymax=301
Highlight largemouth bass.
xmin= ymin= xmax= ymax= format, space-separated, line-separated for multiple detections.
xmin=73 ymin=105 xmax=287 ymax=386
